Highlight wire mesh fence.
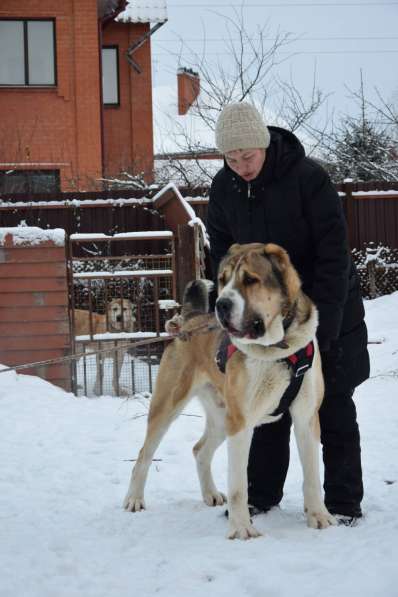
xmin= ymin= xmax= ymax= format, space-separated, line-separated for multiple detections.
xmin=352 ymin=244 xmax=398 ymax=299
xmin=69 ymin=232 xmax=178 ymax=397
xmin=73 ymin=338 xmax=166 ymax=398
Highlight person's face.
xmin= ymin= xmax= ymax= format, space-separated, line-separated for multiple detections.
xmin=224 ymin=148 xmax=266 ymax=182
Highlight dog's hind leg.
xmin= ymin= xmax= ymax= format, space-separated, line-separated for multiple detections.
xmin=194 ymin=385 xmax=227 ymax=507
xmin=291 ymin=406 xmax=336 ymax=529
xmin=124 ymin=358 xmax=194 ymax=512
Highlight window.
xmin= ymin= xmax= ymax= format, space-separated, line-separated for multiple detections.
xmin=102 ymin=46 xmax=119 ymax=106
xmin=0 ymin=19 xmax=56 ymax=86
xmin=0 ymin=170 xmax=60 ymax=194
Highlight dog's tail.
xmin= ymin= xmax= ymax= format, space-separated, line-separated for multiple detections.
xmin=181 ymin=279 xmax=214 ymax=321
xmin=164 ymin=279 xmax=214 ymax=336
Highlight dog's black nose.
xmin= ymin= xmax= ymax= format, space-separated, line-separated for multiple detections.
xmin=215 ymin=297 xmax=233 ymax=324
xmin=249 ymin=318 xmax=265 ymax=338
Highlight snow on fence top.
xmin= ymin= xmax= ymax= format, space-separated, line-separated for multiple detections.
xmin=75 ymin=331 xmax=169 ymax=342
xmin=0 ymin=197 xmax=154 ymax=209
xmin=0 ymin=196 xmax=210 ymax=209
xmin=158 ymin=299 xmax=179 ymax=310
xmin=352 ymin=190 xmax=398 ymax=197
xmin=0 ymin=227 xmax=65 ymax=246
xmin=70 ymin=231 xmax=173 ymax=241
xmin=73 ymin=269 xmax=173 ymax=279
xmin=116 ymin=0 xmax=167 ymax=23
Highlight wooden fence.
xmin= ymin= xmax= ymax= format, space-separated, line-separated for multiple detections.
xmin=188 ymin=181 xmax=398 ymax=251
xmin=1 ymin=181 xmax=398 ymax=251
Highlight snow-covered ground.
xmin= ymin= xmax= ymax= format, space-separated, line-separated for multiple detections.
xmin=1 ymin=293 xmax=397 ymax=597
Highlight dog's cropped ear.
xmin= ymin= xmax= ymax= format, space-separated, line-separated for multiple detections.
xmin=263 ymin=243 xmax=301 ymax=303
xmin=218 ymin=244 xmax=243 ymax=283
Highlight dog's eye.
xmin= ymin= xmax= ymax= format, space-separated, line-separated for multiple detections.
xmin=243 ymin=273 xmax=258 ymax=286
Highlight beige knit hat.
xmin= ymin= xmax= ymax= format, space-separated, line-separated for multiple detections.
xmin=215 ymin=102 xmax=271 ymax=154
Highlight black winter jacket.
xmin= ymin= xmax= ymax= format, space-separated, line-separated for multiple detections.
xmin=207 ymin=126 xmax=370 ymax=390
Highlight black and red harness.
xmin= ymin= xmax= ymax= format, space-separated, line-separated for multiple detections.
xmin=215 ymin=333 xmax=315 ymax=416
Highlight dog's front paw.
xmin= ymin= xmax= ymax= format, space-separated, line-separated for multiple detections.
xmin=227 ymin=522 xmax=262 ymax=540
xmin=203 ymin=491 xmax=227 ymax=507
xmin=306 ymin=507 xmax=337 ymax=529
xmin=123 ymin=494 xmax=146 ymax=512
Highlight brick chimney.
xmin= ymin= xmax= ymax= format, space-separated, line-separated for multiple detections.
xmin=177 ymin=67 xmax=200 ymax=115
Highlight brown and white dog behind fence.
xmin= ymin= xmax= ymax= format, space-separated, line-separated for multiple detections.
xmin=74 ymin=298 xmax=136 ymax=396
xmin=124 ymin=243 xmax=336 ymax=539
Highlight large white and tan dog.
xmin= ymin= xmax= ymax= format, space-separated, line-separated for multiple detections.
xmin=74 ymin=298 xmax=136 ymax=396
xmin=124 ymin=243 xmax=335 ymax=539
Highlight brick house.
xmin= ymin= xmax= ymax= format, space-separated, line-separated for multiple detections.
xmin=0 ymin=0 xmax=167 ymax=193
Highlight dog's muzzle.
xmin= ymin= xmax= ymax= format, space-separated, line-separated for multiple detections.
xmin=215 ymin=297 xmax=233 ymax=327
xmin=215 ymin=297 xmax=245 ymax=337
xmin=216 ymin=297 xmax=265 ymax=340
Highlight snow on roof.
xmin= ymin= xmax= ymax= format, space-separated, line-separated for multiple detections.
xmin=116 ymin=0 xmax=167 ymax=23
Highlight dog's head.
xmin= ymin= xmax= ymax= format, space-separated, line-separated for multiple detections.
xmin=108 ymin=299 xmax=136 ymax=331
xmin=215 ymin=243 xmax=301 ymax=346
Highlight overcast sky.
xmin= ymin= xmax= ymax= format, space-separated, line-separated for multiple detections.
xmin=150 ymin=0 xmax=398 ymax=128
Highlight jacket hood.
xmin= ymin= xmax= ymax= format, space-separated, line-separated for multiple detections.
xmin=266 ymin=126 xmax=306 ymax=179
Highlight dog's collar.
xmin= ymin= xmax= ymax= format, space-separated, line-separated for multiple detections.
xmin=216 ymin=323 xmax=313 ymax=366
xmin=282 ymin=301 xmax=297 ymax=332
xmin=215 ymin=332 xmax=238 ymax=373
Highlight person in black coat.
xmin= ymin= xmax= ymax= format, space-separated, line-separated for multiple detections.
xmin=207 ymin=102 xmax=370 ymax=524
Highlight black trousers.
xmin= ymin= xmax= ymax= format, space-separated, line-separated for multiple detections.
xmin=247 ymin=388 xmax=363 ymax=517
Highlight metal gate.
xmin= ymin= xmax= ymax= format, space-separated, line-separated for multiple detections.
xmin=68 ymin=231 xmax=179 ymax=397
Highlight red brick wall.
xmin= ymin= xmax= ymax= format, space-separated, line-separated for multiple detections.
xmin=0 ymin=0 xmax=103 ymax=191
xmin=102 ymin=21 xmax=154 ymax=182
xmin=0 ymin=229 xmax=72 ymax=391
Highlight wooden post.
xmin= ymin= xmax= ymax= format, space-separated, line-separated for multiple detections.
xmin=343 ymin=179 xmax=356 ymax=248
xmin=153 ymin=184 xmax=200 ymax=302
xmin=366 ymin=243 xmax=378 ymax=299
xmin=177 ymin=224 xmax=197 ymax=301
